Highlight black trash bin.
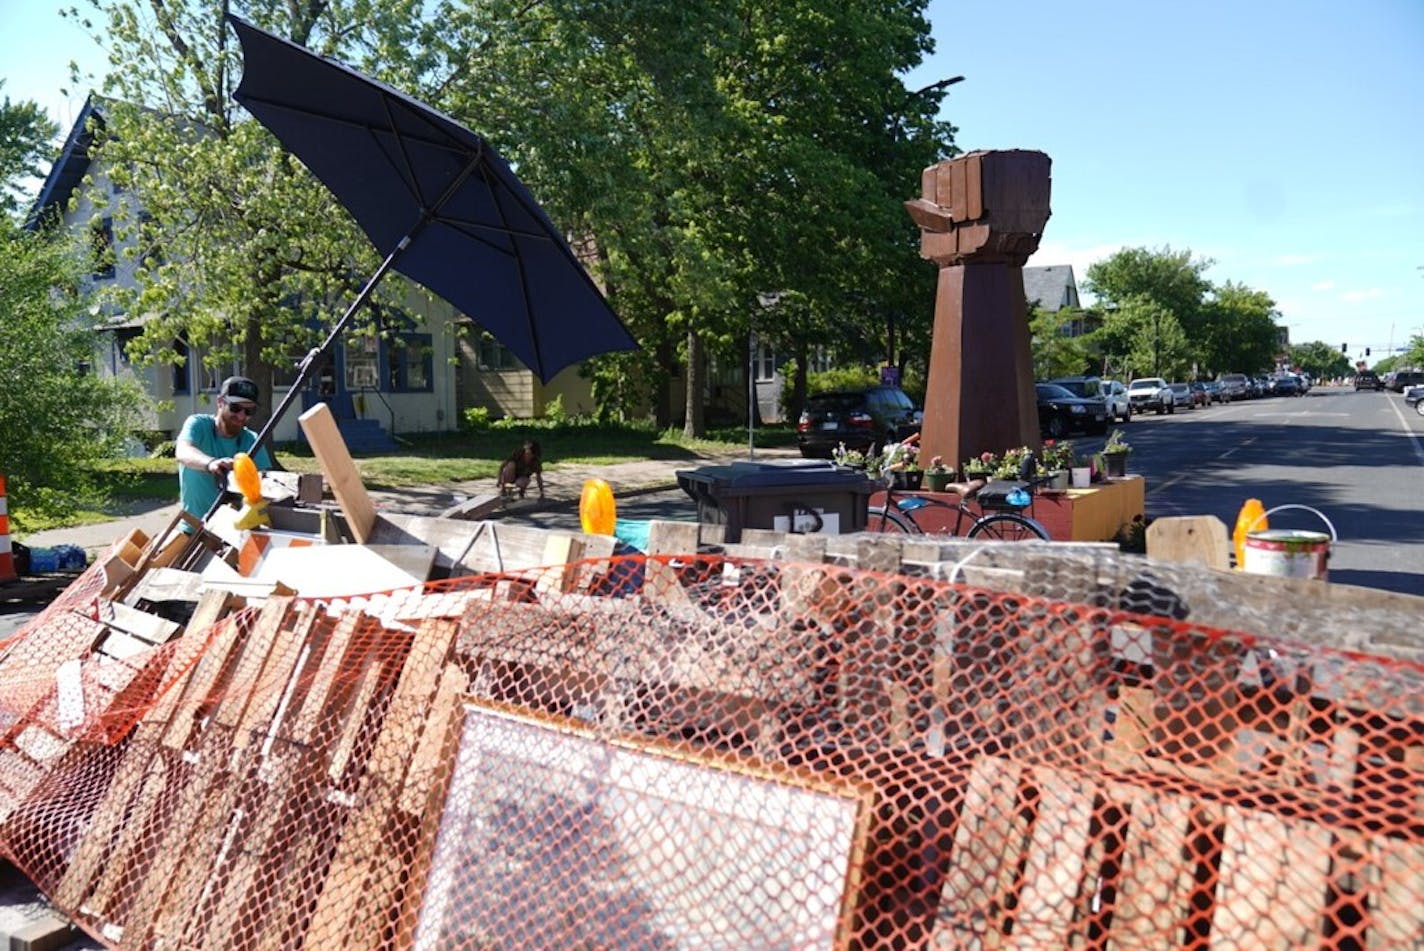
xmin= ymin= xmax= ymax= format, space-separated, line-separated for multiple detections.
xmin=676 ymin=460 xmax=875 ymax=543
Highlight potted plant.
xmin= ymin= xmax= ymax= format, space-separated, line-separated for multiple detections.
xmin=832 ymin=443 xmax=867 ymax=470
xmin=882 ymin=441 xmax=922 ymax=489
xmin=962 ymin=450 xmax=997 ymax=481
xmin=924 ymin=455 xmax=953 ymax=492
xmin=1100 ymin=429 xmax=1131 ymax=478
xmin=1039 ymin=440 xmax=1074 ymax=491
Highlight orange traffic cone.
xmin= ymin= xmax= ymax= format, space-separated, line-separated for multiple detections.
xmin=0 ymin=474 xmax=16 ymax=582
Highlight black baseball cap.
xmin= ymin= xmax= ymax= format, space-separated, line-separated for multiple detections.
xmin=219 ymin=376 xmax=259 ymax=403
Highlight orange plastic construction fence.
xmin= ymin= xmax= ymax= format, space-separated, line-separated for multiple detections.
xmin=1 ymin=554 xmax=1421 ymax=948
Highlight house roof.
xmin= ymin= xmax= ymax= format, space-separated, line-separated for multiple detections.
xmin=24 ymin=95 xmax=105 ymax=232
xmin=1022 ymin=264 xmax=1078 ymax=313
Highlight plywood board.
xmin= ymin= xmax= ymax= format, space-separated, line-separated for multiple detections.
xmin=1147 ymin=515 xmax=1230 ymax=570
xmin=250 ymin=544 xmax=424 ymax=598
xmin=414 ymin=700 xmax=873 ymax=950
xmin=298 ymin=402 xmax=375 ymax=543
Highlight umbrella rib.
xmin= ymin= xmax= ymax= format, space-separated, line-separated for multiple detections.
xmin=483 ymin=158 xmax=547 ymax=379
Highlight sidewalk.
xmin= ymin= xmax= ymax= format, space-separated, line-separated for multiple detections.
xmin=18 ymin=446 xmax=799 ymax=556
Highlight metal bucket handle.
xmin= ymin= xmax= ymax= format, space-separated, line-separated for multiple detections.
xmin=1249 ymin=504 xmax=1337 ymax=542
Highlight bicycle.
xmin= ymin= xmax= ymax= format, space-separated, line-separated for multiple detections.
xmin=867 ymin=462 xmax=1051 ymax=541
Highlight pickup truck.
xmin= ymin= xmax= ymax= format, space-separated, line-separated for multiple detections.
xmin=1127 ymin=377 xmax=1175 ymax=415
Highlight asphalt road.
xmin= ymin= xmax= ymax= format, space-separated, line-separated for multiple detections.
xmin=517 ymin=385 xmax=1424 ymax=596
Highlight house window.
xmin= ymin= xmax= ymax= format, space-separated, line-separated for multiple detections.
xmin=172 ymin=338 xmax=191 ymax=394
xmin=476 ymin=332 xmax=519 ymax=371
xmin=346 ymin=336 xmax=380 ymax=389
xmin=387 ymin=333 xmax=433 ymax=392
xmin=756 ymin=345 xmax=777 ymax=382
xmin=91 ymin=217 xmax=115 ymax=279
xmin=808 ymin=348 xmax=833 ymax=374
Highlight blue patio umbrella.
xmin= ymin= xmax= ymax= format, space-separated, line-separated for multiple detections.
xmin=226 ymin=14 xmax=636 ymax=395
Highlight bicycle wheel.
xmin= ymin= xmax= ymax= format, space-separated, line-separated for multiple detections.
xmin=867 ymin=505 xmax=918 ymax=534
xmin=967 ymin=512 xmax=1050 ymax=542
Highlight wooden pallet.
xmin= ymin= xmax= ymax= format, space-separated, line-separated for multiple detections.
xmin=932 ymin=754 xmax=1424 ymax=948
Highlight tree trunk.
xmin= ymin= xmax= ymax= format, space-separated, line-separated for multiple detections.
xmin=683 ymin=328 xmax=705 ymax=439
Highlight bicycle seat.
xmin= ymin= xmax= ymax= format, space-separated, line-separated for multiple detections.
xmin=942 ymin=478 xmax=987 ymax=498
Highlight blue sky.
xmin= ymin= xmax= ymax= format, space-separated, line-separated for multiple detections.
xmin=5 ymin=0 xmax=1422 ymax=358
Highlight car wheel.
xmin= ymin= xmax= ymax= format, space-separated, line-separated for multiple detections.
xmin=1417 ymin=401 xmax=1424 ymax=417
xmin=1167 ymin=402 xmax=1176 ymax=414
xmin=1122 ymin=408 xmax=1132 ymax=422
xmin=1046 ymin=417 xmax=1066 ymax=439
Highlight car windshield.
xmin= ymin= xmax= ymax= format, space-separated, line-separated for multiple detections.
xmin=1052 ymin=379 xmax=1099 ymax=397
xmin=1128 ymin=379 xmax=1161 ymax=390
xmin=806 ymin=393 xmax=865 ymax=413
xmin=1036 ymin=383 xmax=1078 ymax=400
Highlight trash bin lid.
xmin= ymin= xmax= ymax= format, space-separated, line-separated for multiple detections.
xmin=676 ymin=459 xmax=872 ymax=497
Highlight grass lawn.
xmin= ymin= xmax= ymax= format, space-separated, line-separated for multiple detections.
xmin=17 ymin=421 xmax=797 ymax=533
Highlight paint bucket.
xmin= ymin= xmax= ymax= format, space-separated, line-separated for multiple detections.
xmin=1241 ymin=504 xmax=1336 ymax=580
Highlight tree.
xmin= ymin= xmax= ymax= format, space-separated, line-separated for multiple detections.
xmin=433 ymin=0 xmax=953 ymax=433
xmin=1029 ymin=305 xmax=1090 ymax=380
xmin=0 ymin=218 xmax=144 ymax=523
xmin=1289 ymin=340 xmax=1351 ymax=380
xmin=1084 ymin=246 xmax=1212 ymax=343
xmin=1092 ymin=294 xmax=1192 ymax=380
xmin=0 ymin=84 xmax=59 ymax=221
xmin=63 ymin=1 xmax=432 ymax=411
xmin=1200 ymin=281 xmax=1282 ymax=375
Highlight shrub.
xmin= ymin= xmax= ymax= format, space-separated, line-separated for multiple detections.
xmin=460 ymin=407 xmax=492 ymax=431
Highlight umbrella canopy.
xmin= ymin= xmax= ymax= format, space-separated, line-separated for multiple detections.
xmin=228 ymin=15 xmax=636 ymax=383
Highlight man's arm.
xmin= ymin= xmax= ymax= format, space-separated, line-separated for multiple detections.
xmin=176 ymin=418 xmax=235 ymax=479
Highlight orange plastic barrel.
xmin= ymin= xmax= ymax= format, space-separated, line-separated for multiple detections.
xmin=579 ymin=478 xmax=616 ymax=535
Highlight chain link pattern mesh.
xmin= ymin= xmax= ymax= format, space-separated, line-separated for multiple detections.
xmin=1 ymin=553 xmax=1422 ymax=948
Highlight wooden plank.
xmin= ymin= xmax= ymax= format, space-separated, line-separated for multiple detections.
xmin=1212 ymin=805 xmax=1331 ymax=948
xmin=284 ymin=613 xmax=362 ymax=746
xmin=1104 ymin=785 xmax=1204 ymax=950
xmin=1146 ymin=515 xmax=1230 ymax=570
xmin=302 ymin=617 xmax=458 ymax=948
xmin=938 ymin=756 xmax=1027 ymax=945
xmin=98 ymin=598 xmax=180 ymax=645
xmin=1011 ymin=766 xmax=1099 ymax=947
xmin=299 ymin=402 xmax=376 ymax=543
xmin=1363 ymin=835 xmax=1424 ymax=949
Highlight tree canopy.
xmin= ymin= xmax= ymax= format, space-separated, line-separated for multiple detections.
xmin=1085 ymin=246 xmax=1282 ymax=378
xmin=0 ymin=84 xmax=59 ymax=221
xmin=59 ymin=0 xmax=953 ymax=433
xmin=0 ymin=217 xmax=144 ymax=522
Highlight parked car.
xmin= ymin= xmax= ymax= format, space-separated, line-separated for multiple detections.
xmin=796 ymin=385 xmax=921 ymax=458
xmin=1166 ymin=382 xmax=1194 ymax=409
xmin=1127 ymin=377 xmax=1176 ymax=415
xmin=1188 ymin=382 xmax=1211 ymax=406
xmin=1355 ymin=370 xmax=1384 ymax=391
xmin=1267 ymin=374 xmax=1301 ymax=396
xmin=1202 ymin=380 xmax=1225 ymax=403
xmin=1387 ymin=370 xmax=1424 ymax=393
xmin=1215 ymin=373 xmax=1249 ymax=401
xmin=1048 ymin=376 xmax=1132 ymax=422
xmin=1405 ymin=384 xmax=1424 ymax=409
xmin=1035 ymin=382 xmax=1109 ymax=438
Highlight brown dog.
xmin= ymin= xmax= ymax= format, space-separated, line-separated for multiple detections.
xmin=497 ymin=439 xmax=545 ymax=499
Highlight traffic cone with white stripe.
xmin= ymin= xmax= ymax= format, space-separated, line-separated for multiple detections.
xmin=0 ymin=474 xmax=16 ymax=582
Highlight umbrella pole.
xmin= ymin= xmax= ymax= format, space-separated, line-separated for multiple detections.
xmin=188 ymin=238 xmax=411 ymax=546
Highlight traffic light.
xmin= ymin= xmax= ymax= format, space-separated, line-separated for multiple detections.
xmin=1341 ymin=342 xmax=1348 ymax=353
xmin=1366 ymin=347 xmax=1371 ymax=357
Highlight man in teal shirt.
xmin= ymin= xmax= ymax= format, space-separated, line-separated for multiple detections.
xmin=175 ymin=376 xmax=274 ymax=526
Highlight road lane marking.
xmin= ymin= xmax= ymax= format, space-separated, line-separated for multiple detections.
xmin=1386 ymin=397 xmax=1424 ymax=467
xmin=1219 ymin=435 xmax=1258 ymax=460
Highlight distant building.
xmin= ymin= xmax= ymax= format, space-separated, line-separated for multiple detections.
xmin=1023 ymin=264 xmax=1089 ymax=335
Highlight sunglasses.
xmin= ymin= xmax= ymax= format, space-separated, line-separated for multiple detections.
xmin=226 ymin=402 xmax=258 ymax=417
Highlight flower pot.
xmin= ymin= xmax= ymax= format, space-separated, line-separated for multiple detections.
xmin=1070 ymin=466 xmax=1092 ymax=489
xmin=1101 ymin=452 xmax=1128 ymax=478
xmin=891 ymin=469 xmax=922 ymax=490
xmin=924 ymin=470 xmax=953 ymax=492
xmin=1046 ymin=469 xmax=1070 ymax=491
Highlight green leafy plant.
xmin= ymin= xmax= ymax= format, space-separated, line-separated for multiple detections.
xmin=1040 ymin=439 xmax=1075 ymax=472
xmin=1102 ymin=429 xmax=1132 ymax=455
